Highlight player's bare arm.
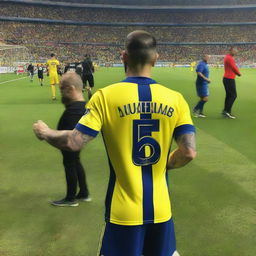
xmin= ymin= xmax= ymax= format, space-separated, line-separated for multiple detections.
xmin=197 ymin=72 xmax=211 ymax=83
xmin=33 ymin=120 xmax=93 ymax=151
xmin=167 ymin=133 xmax=196 ymax=170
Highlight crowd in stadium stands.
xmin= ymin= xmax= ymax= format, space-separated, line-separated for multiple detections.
xmin=2 ymin=22 xmax=256 ymax=45
xmin=4 ymin=22 xmax=256 ymax=45
xmin=2 ymin=21 xmax=256 ymax=65
xmin=38 ymin=0 xmax=256 ymax=5
xmin=2 ymin=2 xmax=256 ymax=65
xmin=2 ymin=20 xmax=256 ymax=64
xmin=2 ymin=3 xmax=256 ymax=23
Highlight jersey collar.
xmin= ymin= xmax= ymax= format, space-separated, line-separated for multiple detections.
xmin=122 ymin=76 xmax=156 ymax=85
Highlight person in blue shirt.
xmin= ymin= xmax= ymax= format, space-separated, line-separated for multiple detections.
xmin=193 ymin=55 xmax=211 ymax=118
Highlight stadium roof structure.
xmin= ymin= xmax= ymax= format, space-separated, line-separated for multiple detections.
xmin=3 ymin=16 xmax=256 ymax=27
xmin=2 ymin=0 xmax=256 ymax=9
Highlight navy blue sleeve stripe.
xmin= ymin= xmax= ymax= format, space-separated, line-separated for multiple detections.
xmin=174 ymin=124 xmax=195 ymax=140
xmin=75 ymin=123 xmax=99 ymax=137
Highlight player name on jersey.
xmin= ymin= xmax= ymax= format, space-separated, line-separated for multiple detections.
xmin=118 ymin=102 xmax=174 ymax=118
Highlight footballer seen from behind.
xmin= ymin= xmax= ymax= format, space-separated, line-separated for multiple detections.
xmin=46 ymin=53 xmax=60 ymax=100
xmin=33 ymin=30 xmax=197 ymax=256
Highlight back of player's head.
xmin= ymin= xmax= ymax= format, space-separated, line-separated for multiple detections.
xmin=229 ymin=46 xmax=238 ymax=55
xmin=60 ymin=72 xmax=83 ymax=91
xmin=203 ymin=54 xmax=210 ymax=62
xmin=125 ymin=30 xmax=157 ymax=69
xmin=50 ymin=53 xmax=55 ymax=58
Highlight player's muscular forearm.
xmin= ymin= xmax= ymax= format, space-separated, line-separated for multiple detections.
xmin=44 ymin=129 xmax=72 ymax=150
xmin=45 ymin=129 xmax=93 ymax=151
xmin=167 ymin=133 xmax=196 ymax=170
xmin=67 ymin=129 xmax=94 ymax=151
xmin=33 ymin=121 xmax=93 ymax=151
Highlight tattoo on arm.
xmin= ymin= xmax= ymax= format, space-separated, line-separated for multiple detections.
xmin=44 ymin=130 xmax=70 ymax=150
xmin=167 ymin=133 xmax=196 ymax=170
xmin=67 ymin=129 xmax=94 ymax=151
xmin=176 ymin=133 xmax=196 ymax=151
xmin=45 ymin=129 xmax=94 ymax=151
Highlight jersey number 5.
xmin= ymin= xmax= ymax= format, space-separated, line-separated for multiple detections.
xmin=132 ymin=119 xmax=161 ymax=166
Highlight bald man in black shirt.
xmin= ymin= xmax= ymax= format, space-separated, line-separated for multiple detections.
xmin=51 ymin=73 xmax=91 ymax=207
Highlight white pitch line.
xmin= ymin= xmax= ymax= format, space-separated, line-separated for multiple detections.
xmin=0 ymin=76 xmax=27 ymax=85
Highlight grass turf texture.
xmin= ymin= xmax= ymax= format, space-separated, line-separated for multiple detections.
xmin=0 ymin=68 xmax=255 ymax=256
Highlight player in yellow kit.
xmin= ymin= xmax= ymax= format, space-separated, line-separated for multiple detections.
xmin=33 ymin=31 xmax=197 ymax=256
xmin=190 ymin=61 xmax=197 ymax=72
xmin=46 ymin=53 xmax=60 ymax=100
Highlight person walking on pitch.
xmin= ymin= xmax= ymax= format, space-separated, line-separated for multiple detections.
xmin=193 ymin=55 xmax=211 ymax=118
xmin=222 ymin=47 xmax=241 ymax=119
xmin=46 ymin=53 xmax=60 ymax=100
xmin=37 ymin=64 xmax=44 ymax=86
xmin=33 ymin=30 xmax=196 ymax=256
xmin=27 ymin=63 xmax=34 ymax=82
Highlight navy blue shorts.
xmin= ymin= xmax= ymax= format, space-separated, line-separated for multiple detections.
xmin=99 ymin=218 xmax=178 ymax=256
xmin=196 ymin=83 xmax=209 ymax=97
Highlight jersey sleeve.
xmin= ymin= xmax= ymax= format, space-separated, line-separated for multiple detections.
xmin=75 ymin=90 xmax=104 ymax=137
xmin=196 ymin=62 xmax=204 ymax=73
xmin=229 ymin=57 xmax=241 ymax=75
xmin=56 ymin=60 xmax=60 ymax=65
xmin=173 ymin=94 xmax=195 ymax=140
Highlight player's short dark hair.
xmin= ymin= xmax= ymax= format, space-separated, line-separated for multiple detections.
xmin=229 ymin=46 xmax=237 ymax=51
xmin=50 ymin=53 xmax=55 ymax=57
xmin=125 ymin=30 xmax=157 ymax=68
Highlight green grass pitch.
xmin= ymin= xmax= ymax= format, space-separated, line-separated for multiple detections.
xmin=0 ymin=68 xmax=255 ymax=256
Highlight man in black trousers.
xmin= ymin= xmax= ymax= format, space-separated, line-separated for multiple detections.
xmin=81 ymin=54 xmax=95 ymax=99
xmin=51 ymin=72 xmax=91 ymax=207
xmin=27 ymin=63 xmax=34 ymax=82
xmin=222 ymin=47 xmax=241 ymax=119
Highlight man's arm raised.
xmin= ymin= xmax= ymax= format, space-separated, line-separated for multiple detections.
xmin=167 ymin=132 xmax=197 ymax=170
xmin=33 ymin=120 xmax=94 ymax=151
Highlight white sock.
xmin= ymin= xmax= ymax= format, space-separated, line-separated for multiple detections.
xmin=172 ymin=251 xmax=181 ymax=256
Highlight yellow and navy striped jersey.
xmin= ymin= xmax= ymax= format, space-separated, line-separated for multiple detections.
xmin=46 ymin=59 xmax=60 ymax=75
xmin=76 ymin=77 xmax=195 ymax=226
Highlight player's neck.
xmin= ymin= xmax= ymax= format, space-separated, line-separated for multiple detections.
xmin=72 ymin=93 xmax=84 ymax=102
xmin=126 ymin=66 xmax=152 ymax=78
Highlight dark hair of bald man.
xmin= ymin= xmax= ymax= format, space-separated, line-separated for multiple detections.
xmin=125 ymin=30 xmax=157 ymax=72
xmin=60 ymin=72 xmax=83 ymax=91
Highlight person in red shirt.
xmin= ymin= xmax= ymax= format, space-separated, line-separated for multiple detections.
xmin=222 ymin=47 xmax=241 ymax=119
